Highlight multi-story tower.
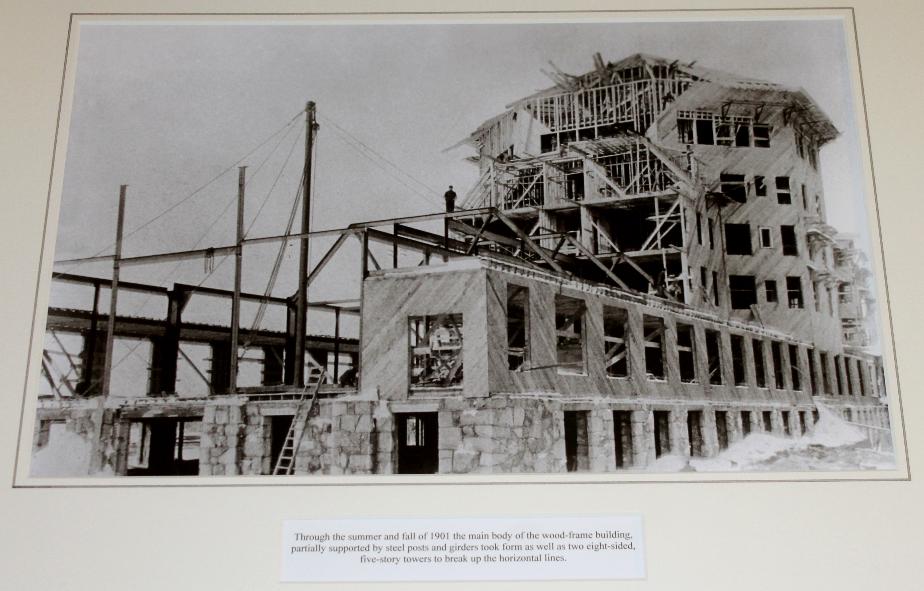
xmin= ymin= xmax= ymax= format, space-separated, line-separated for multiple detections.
xmin=455 ymin=53 xmax=870 ymax=373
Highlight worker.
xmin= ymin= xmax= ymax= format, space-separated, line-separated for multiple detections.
xmin=443 ymin=185 xmax=457 ymax=254
xmin=443 ymin=185 xmax=457 ymax=212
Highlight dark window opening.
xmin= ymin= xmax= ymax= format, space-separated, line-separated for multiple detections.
xmin=507 ymin=285 xmax=529 ymax=371
xmin=715 ymin=411 xmax=730 ymax=450
xmin=409 ymin=314 xmax=464 ymax=388
xmin=753 ymin=124 xmax=771 ymax=148
xmin=754 ymin=175 xmax=767 ymax=196
xmin=604 ymin=306 xmax=629 ymax=378
xmin=808 ymin=349 xmax=819 ymax=395
xmin=566 ymin=171 xmax=584 ymax=201
xmin=613 ymin=411 xmax=634 ymax=469
xmin=771 ymin=342 xmax=785 ymax=389
xmin=762 ymin=410 xmax=772 ymax=432
xmin=781 ymin=410 xmax=792 ymax=436
xmin=741 ymin=411 xmax=752 ymax=437
xmin=267 ymin=414 xmax=294 ymax=474
xmin=799 ymin=411 xmax=807 ymax=435
xmin=735 ymin=123 xmax=750 ymax=147
xmin=729 ymin=275 xmax=757 ymax=310
xmin=716 ymin=122 xmax=733 ymax=146
xmin=708 ymin=219 xmax=715 ymax=249
xmin=540 ymin=133 xmax=558 ymax=154
xmin=781 ymin=225 xmax=798 ymax=256
xmin=556 ymin=295 xmax=585 ymax=374
xmin=678 ymin=117 xmax=694 ymax=144
xmin=677 ymin=324 xmax=696 ymax=383
xmin=812 ymin=409 xmax=820 ymax=424
xmin=712 ymin=271 xmax=720 ymax=306
xmin=705 ymin=330 xmax=723 ymax=385
xmin=564 ymin=411 xmax=590 ymax=472
xmin=127 ymin=418 xmax=202 ymax=477
xmin=765 ymin=280 xmax=778 ymax=303
xmin=754 ymin=339 xmax=767 ymax=388
xmin=721 ymin=173 xmax=747 ymax=203
xmin=643 ymin=316 xmax=666 ymax=380
xmin=731 ymin=335 xmax=748 ymax=386
xmin=835 ymin=356 xmax=845 ymax=396
xmin=789 ymin=344 xmax=802 ymax=391
xmin=821 ymin=352 xmax=833 ymax=394
xmin=687 ymin=410 xmax=705 ymax=457
xmin=653 ymin=411 xmax=671 ymax=458
xmin=725 ymin=223 xmax=752 ymax=255
xmin=696 ymin=212 xmax=703 ymax=245
xmin=776 ymin=176 xmax=792 ymax=204
xmin=695 ymin=118 xmax=714 ymax=145
xmin=786 ymin=276 xmax=804 ymax=309
xmin=396 ymin=413 xmax=439 ymax=474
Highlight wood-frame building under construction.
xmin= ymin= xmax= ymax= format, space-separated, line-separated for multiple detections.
xmin=32 ymin=54 xmax=889 ymax=477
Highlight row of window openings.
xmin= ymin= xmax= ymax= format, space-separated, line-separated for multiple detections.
xmin=677 ymin=111 xmax=820 ymax=170
xmin=718 ymin=174 xmax=819 ymax=211
xmin=512 ymin=290 xmax=865 ymax=395
xmin=725 ymin=272 xmax=839 ymax=315
xmin=576 ymin=408 xmax=817 ymax=471
xmin=696 ymin=267 xmax=804 ymax=311
xmin=698 ymin=216 xmax=800 ymax=256
xmin=677 ymin=112 xmax=771 ymax=148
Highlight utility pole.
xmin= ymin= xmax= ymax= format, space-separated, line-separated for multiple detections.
xmin=229 ymin=167 xmax=246 ymax=393
xmin=101 ymin=185 xmax=127 ymax=397
xmin=293 ymin=101 xmax=318 ymax=387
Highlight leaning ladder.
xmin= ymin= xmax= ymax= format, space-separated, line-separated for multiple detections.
xmin=272 ymin=365 xmax=326 ymax=475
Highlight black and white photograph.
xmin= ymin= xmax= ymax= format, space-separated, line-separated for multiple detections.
xmin=23 ymin=15 xmax=902 ymax=479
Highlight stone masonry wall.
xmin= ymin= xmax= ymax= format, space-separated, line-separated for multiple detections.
xmin=437 ymin=396 xmax=567 ymax=474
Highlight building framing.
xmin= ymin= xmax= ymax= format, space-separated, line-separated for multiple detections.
xmin=33 ymin=53 xmax=889 ymax=476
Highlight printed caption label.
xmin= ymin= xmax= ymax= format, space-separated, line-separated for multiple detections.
xmin=281 ymin=515 xmax=645 ymax=582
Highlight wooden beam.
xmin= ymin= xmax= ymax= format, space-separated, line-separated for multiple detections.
xmin=495 ymin=211 xmax=566 ymax=274
xmin=562 ymin=234 xmax=631 ymax=290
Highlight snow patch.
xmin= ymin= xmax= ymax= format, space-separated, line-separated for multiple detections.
xmin=643 ymin=404 xmax=894 ymax=474
xmin=30 ymin=429 xmax=93 ymax=477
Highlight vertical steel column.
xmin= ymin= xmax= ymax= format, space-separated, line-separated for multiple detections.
xmin=229 ymin=167 xmax=246 ymax=393
xmin=294 ymin=101 xmax=317 ymax=388
xmin=101 ymin=185 xmax=127 ymax=397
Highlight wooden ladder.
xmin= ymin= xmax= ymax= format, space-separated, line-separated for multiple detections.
xmin=272 ymin=365 xmax=326 ymax=475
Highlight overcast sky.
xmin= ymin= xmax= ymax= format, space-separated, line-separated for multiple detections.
xmin=50 ymin=17 xmax=877 ymax=347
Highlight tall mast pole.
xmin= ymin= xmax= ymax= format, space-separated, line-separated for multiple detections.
xmin=101 ymin=184 xmax=127 ymax=397
xmin=294 ymin=101 xmax=317 ymax=387
xmin=229 ymin=166 xmax=246 ymax=393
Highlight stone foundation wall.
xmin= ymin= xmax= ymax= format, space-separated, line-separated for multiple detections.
xmin=292 ymin=400 xmax=394 ymax=475
xmin=199 ymin=401 xmax=245 ymax=476
xmin=436 ymin=397 xmax=567 ymax=474
xmin=31 ymin=394 xmax=891 ymax=477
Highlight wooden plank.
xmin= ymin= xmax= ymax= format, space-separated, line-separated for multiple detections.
xmin=494 ymin=211 xmax=566 ymax=274
xmin=562 ymin=234 xmax=630 ymax=290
